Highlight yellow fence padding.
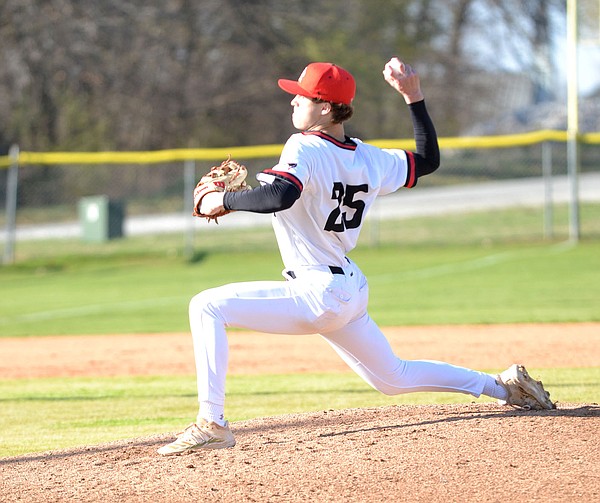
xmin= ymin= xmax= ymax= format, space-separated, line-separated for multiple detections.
xmin=0 ymin=130 xmax=598 ymax=169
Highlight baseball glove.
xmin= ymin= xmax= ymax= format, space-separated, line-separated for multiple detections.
xmin=192 ymin=156 xmax=250 ymax=222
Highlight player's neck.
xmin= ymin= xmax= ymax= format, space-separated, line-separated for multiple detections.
xmin=307 ymin=124 xmax=346 ymax=143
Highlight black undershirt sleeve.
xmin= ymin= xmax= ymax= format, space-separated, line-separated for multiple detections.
xmin=223 ymin=177 xmax=301 ymax=213
xmin=408 ymin=100 xmax=440 ymax=179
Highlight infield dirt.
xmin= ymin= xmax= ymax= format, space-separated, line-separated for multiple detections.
xmin=1 ymin=323 xmax=599 ymax=502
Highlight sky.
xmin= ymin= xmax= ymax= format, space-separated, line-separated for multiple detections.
xmin=554 ymin=37 xmax=600 ymax=97
xmin=465 ymin=2 xmax=600 ymax=99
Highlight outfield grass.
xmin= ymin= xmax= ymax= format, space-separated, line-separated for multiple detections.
xmin=1 ymin=368 xmax=598 ymax=458
xmin=1 ymin=239 xmax=599 ymax=336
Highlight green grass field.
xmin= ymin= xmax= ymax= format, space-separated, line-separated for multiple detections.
xmin=1 ymin=369 xmax=598 ymax=457
xmin=1 ymin=206 xmax=599 ymax=457
xmin=1 ymin=239 xmax=599 ymax=336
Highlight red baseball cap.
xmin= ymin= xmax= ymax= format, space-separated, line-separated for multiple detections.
xmin=278 ymin=62 xmax=356 ymax=105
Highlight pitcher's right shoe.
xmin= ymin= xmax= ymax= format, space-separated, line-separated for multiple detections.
xmin=497 ymin=364 xmax=556 ymax=410
xmin=157 ymin=418 xmax=236 ymax=456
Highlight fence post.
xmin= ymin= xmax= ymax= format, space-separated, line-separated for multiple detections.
xmin=3 ymin=144 xmax=19 ymax=265
xmin=542 ymin=142 xmax=553 ymax=240
xmin=183 ymin=159 xmax=196 ymax=258
xmin=566 ymin=0 xmax=580 ymax=243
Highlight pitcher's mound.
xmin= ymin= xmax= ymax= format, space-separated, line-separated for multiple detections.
xmin=2 ymin=403 xmax=598 ymax=502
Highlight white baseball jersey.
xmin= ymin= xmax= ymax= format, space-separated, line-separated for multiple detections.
xmin=258 ymin=131 xmax=416 ymax=270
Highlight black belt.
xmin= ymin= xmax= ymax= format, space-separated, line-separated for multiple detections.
xmin=287 ymin=266 xmax=344 ymax=280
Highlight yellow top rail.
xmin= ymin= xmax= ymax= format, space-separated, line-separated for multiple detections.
xmin=1 ymin=129 xmax=599 ymax=169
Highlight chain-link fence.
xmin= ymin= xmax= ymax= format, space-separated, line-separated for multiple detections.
xmin=1 ymin=132 xmax=600 ymax=264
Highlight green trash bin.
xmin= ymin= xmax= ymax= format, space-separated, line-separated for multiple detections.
xmin=78 ymin=196 xmax=124 ymax=242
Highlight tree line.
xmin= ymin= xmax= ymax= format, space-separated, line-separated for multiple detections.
xmin=0 ymin=0 xmax=567 ymax=153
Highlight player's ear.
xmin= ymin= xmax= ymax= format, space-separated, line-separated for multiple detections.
xmin=320 ymin=101 xmax=333 ymax=116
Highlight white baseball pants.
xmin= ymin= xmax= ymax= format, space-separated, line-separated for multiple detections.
xmin=188 ymin=259 xmax=488 ymax=409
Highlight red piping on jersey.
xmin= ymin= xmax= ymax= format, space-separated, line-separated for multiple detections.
xmin=261 ymin=169 xmax=304 ymax=191
xmin=404 ymin=150 xmax=417 ymax=188
xmin=302 ymin=131 xmax=357 ymax=151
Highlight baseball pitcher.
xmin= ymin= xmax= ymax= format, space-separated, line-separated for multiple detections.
xmin=158 ymin=58 xmax=554 ymax=455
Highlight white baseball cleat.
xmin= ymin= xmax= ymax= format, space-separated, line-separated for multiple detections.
xmin=497 ymin=364 xmax=556 ymax=410
xmin=157 ymin=418 xmax=236 ymax=455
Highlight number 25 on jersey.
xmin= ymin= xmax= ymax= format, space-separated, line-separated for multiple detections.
xmin=324 ymin=182 xmax=368 ymax=232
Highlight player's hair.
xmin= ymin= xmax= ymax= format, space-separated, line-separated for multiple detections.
xmin=312 ymin=98 xmax=354 ymax=124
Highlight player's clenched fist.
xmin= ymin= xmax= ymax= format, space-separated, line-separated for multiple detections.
xmin=383 ymin=57 xmax=424 ymax=104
